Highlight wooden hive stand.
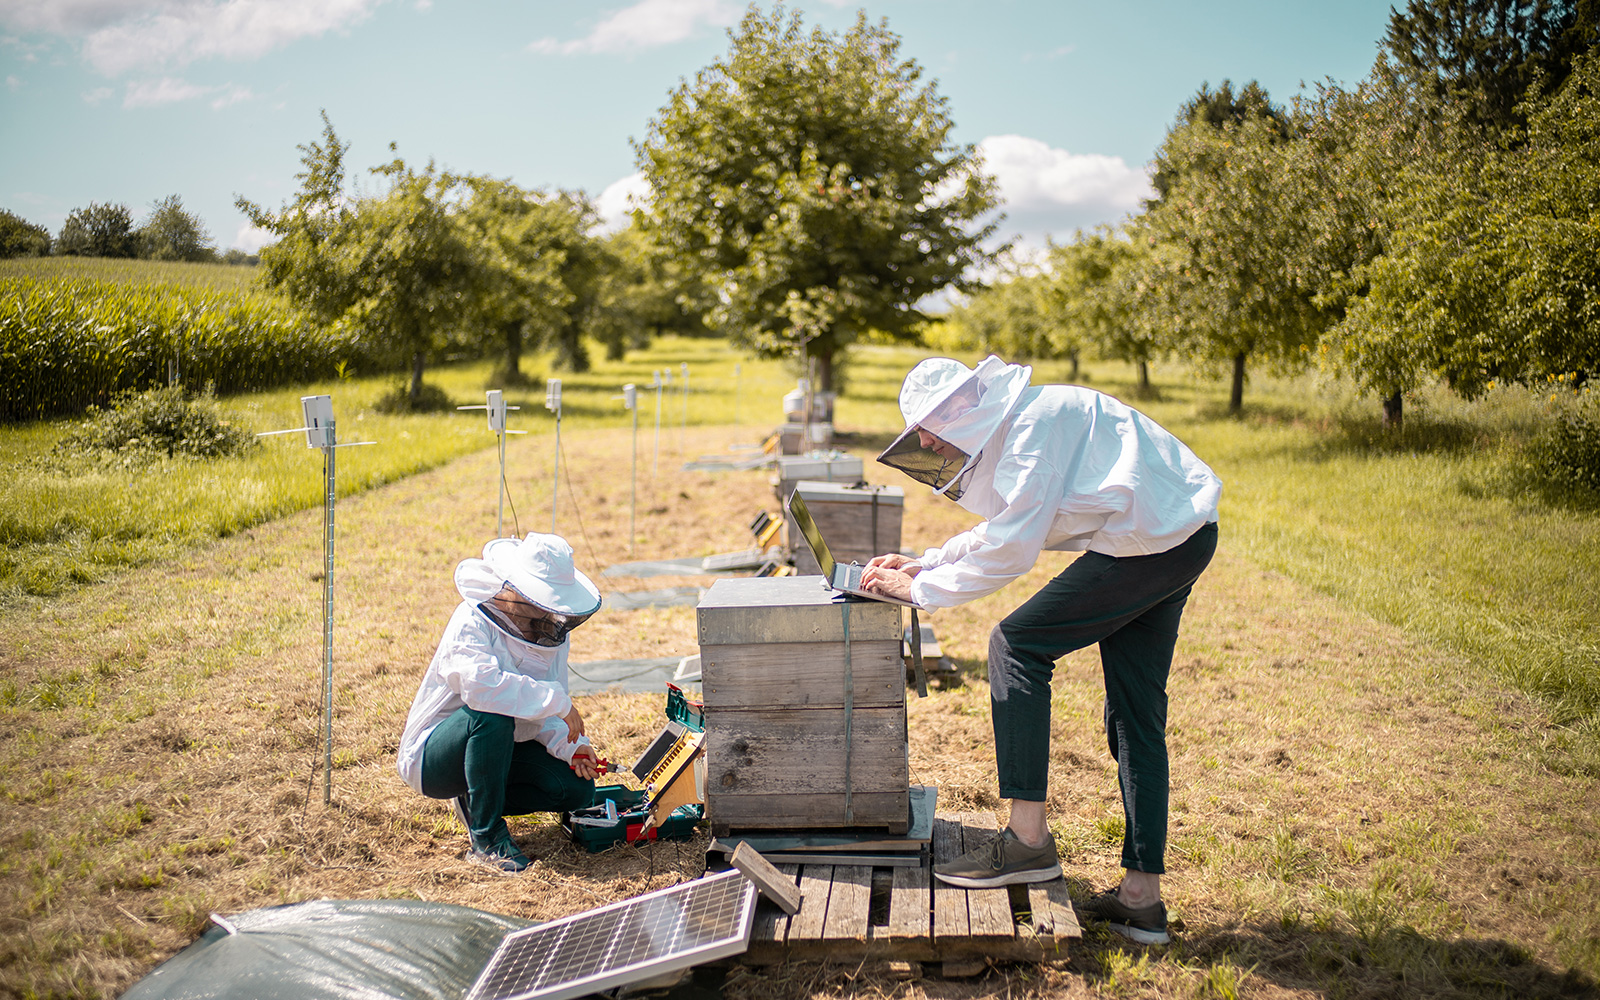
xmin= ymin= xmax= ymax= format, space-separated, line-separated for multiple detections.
xmin=738 ymin=812 xmax=1081 ymax=968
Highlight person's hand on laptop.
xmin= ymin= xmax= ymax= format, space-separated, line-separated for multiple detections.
xmin=862 ymin=554 xmax=921 ymax=601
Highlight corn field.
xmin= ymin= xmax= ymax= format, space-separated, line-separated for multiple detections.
xmin=0 ymin=267 xmax=386 ymax=421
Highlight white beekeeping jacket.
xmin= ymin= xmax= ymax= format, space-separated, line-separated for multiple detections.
xmin=395 ymin=561 xmax=590 ymax=794
xmin=901 ymin=358 xmax=1222 ymax=609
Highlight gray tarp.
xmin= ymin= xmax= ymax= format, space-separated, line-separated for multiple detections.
xmin=121 ymin=898 xmax=530 ymax=1000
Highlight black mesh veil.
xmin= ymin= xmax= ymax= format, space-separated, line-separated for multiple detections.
xmin=876 ymin=425 xmax=973 ymax=501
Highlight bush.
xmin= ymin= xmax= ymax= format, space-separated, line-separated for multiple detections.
xmin=1527 ymin=392 xmax=1600 ymax=497
xmin=372 ymin=381 xmax=456 ymax=414
xmin=55 ymin=386 xmax=256 ymax=460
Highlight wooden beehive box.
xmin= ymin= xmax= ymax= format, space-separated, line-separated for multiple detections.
xmin=771 ymin=453 xmax=865 ymax=506
xmin=785 ymin=482 xmax=904 ymax=576
xmin=697 ymin=577 xmax=909 ymax=835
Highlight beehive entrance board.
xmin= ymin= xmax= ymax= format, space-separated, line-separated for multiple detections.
xmin=697 ymin=577 xmax=909 ymax=835
xmin=784 ymin=482 xmax=903 ymax=577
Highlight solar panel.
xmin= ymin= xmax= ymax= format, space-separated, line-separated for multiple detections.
xmin=464 ymin=870 xmax=757 ymax=1000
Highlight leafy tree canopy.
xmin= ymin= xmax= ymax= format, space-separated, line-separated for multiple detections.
xmin=635 ymin=4 xmax=1001 ymax=389
xmin=0 ymin=209 xmax=51 ymax=258
xmin=137 ymin=194 xmax=216 ymax=263
xmin=57 ymin=202 xmax=137 ymax=258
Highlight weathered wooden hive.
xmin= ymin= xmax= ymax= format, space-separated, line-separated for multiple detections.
xmin=771 ymin=453 xmax=865 ymax=507
xmin=785 ymin=482 xmax=904 ymax=576
xmin=696 ymin=576 xmax=909 ymax=835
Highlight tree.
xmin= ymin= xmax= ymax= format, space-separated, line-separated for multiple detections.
xmin=1327 ymin=50 xmax=1600 ymax=400
xmin=1141 ymin=85 xmax=1325 ymax=412
xmin=0 ymin=210 xmax=51 ymax=258
xmin=137 ymin=194 xmax=216 ymax=262
xmin=57 ymin=202 xmax=137 ymax=257
xmin=455 ymin=177 xmax=591 ymax=381
xmin=1042 ymin=229 xmax=1159 ymax=394
xmin=1382 ymin=0 xmax=1597 ymax=133
xmin=591 ymin=224 xmax=713 ymax=356
xmin=237 ymin=113 xmax=475 ymax=404
xmin=943 ymin=265 xmax=1054 ymax=364
xmin=636 ymin=5 xmax=1001 ymax=391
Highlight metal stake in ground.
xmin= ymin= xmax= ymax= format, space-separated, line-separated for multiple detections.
xmin=621 ymin=383 xmax=638 ymax=556
xmin=254 ymin=395 xmax=374 ymax=805
xmin=652 ymin=370 xmax=664 ymax=478
xmin=546 ymin=379 xmax=562 ymax=533
xmin=680 ymin=362 xmax=690 ymax=455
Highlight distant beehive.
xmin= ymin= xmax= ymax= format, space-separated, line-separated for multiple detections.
xmin=771 ymin=453 xmax=865 ymax=507
xmin=696 ymin=576 xmax=909 ymax=835
xmin=785 ymin=482 xmax=904 ymax=576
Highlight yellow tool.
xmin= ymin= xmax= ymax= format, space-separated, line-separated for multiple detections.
xmin=640 ymin=730 xmax=705 ymax=832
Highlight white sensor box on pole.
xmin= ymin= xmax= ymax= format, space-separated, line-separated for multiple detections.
xmin=301 ymin=395 xmax=334 ymax=449
xmin=485 ymin=389 xmax=507 ymax=432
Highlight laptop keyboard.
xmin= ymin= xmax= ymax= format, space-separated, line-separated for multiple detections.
xmin=835 ymin=563 xmax=864 ymax=589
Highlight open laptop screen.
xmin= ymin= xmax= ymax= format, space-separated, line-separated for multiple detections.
xmin=785 ymin=492 xmax=837 ymax=579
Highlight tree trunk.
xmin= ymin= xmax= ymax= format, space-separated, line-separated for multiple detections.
xmin=1138 ymin=359 xmax=1151 ymax=395
xmin=1229 ymin=351 xmax=1246 ymax=414
xmin=503 ymin=322 xmax=523 ymax=379
xmin=1068 ymin=351 xmax=1080 ymax=381
xmin=815 ymin=346 xmax=835 ymax=394
xmin=410 ymin=351 xmax=425 ymax=403
xmin=1381 ymin=389 xmax=1403 ymax=429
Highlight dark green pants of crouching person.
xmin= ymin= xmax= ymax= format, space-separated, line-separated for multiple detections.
xmin=988 ymin=522 xmax=1218 ymax=874
xmin=419 ymin=706 xmax=595 ymax=852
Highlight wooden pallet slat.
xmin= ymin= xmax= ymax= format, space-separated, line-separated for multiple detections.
xmin=820 ymin=864 xmax=873 ymax=943
xmin=1026 ymin=880 xmax=1082 ymax=939
xmin=958 ymin=811 xmax=1022 ymax=938
xmin=884 ymin=858 xmax=931 ymax=944
xmin=750 ymin=863 xmax=801 ymax=946
xmin=788 ymin=865 xmax=836 ymax=943
xmin=930 ymin=816 xmax=971 ymax=942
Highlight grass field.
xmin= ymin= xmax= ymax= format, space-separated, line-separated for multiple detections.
xmin=0 ymin=341 xmax=1596 ymax=999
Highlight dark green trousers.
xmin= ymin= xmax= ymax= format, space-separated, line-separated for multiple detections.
xmin=419 ymin=706 xmax=594 ymax=852
xmin=989 ymin=523 xmax=1217 ymax=874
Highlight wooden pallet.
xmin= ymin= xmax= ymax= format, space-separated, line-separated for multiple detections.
xmin=739 ymin=811 xmax=1080 ymax=965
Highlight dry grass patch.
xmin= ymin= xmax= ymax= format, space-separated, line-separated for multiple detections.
xmin=0 ymin=425 xmax=1596 ymax=1000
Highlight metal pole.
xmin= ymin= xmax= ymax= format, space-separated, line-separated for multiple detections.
xmin=653 ymin=371 xmax=662 ymax=479
xmin=630 ymin=402 xmax=638 ymax=556
xmin=496 ymin=428 xmax=506 ymax=538
xmin=551 ymin=409 xmax=560 ymax=534
xmin=322 ymin=419 xmax=336 ymax=806
xmin=680 ymin=362 xmax=689 ymax=454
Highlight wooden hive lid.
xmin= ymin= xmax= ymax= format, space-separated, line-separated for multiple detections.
xmin=697 ymin=576 xmax=901 ymax=644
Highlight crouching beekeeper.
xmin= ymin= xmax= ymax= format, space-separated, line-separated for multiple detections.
xmin=396 ymin=534 xmax=602 ymax=874
xmin=861 ymin=356 xmax=1222 ymax=945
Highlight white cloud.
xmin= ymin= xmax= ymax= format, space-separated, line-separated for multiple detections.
xmin=231 ymin=222 xmax=274 ymax=253
xmin=1 ymin=0 xmax=389 ymax=76
xmin=209 ymin=82 xmax=251 ymax=107
xmin=976 ymin=134 xmax=1152 ymax=253
xmin=5 ymin=74 xmax=19 ymax=89
xmin=122 ymin=75 xmax=208 ymax=106
xmin=82 ymin=84 xmax=114 ymax=103
xmin=595 ymin=171 xmax=650 ymax=232
xmin=529 ymin=0 xmax=739 ymax=56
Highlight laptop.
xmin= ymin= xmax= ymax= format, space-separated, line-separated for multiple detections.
xmin=786 ymin=491 xmax=922 ymax=609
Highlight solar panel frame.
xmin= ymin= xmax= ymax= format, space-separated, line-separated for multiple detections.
xmin=464 ymin=869 xmax=757 ymax=1000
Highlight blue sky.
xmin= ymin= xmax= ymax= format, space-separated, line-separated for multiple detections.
xmin=1 ymin=0 xmax=1399 ymax=257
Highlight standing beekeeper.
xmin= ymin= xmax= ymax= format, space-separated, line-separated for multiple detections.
xmin=861 ymin=356 xmax=1221 ymax=945
xmin=397 ymin=533 xmax=602 ymax=874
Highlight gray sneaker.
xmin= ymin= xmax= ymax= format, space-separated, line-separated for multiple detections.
xmin=1079 ymin=890 xmax=1170 ymax=945
xmin=934 ymin=828 xmax=1062 ymax=888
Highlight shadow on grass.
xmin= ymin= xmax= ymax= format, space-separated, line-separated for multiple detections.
xmin=1068 ymin=919 xmax=1600 ymax=1000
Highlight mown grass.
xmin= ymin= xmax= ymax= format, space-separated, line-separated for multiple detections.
xmin=0 ymin=344 xmax=1596 ymax=999
xmin=0 ymin=336 xmax=796 ymax=605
